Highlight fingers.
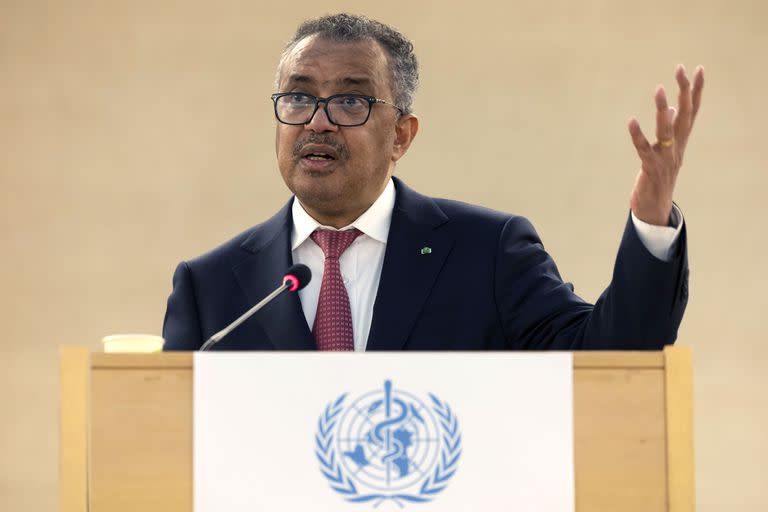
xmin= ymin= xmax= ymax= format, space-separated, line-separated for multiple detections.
xmin=628 ymin=118 xmax=655 ymax=167
xmin=674 ymin=64 xmax=693 ymax=143
xmin=655 ymin=86 xmax=675 ymax=158
xmin=628 ymin=65 xmax=704 ymax=174
xmin=691 ymin=65 xmax=705 ymax=122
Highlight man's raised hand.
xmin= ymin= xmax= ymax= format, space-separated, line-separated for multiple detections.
xmin=627 ymin=64 xmax=705 ymax=226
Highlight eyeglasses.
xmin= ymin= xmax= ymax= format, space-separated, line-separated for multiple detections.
xmin=271 ymin=92 xmax=403 ymax=127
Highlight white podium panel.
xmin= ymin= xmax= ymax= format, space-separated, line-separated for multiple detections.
xmin=194 ymin=352 xmax=574 ymax=512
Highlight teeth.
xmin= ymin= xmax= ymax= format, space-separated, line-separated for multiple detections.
xmin=306 ymin=155 xmax=331 ymax=160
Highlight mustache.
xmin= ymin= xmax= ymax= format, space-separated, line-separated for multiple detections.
xmin=292 ymin=133 xmax=349 ymax=160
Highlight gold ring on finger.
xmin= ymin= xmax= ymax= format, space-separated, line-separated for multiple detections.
xmin=659 ymin=138 xmax=674 ymax=148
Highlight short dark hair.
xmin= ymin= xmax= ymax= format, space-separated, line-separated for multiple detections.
xmin=278 ymin=13 xmax=419 ymax=115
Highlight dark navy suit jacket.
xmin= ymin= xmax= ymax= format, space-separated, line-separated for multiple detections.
xmin=162 ymin=177 xmax=688 ymax=351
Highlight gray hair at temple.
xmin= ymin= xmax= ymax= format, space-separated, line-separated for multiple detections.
xmin=276 ymin=13 xmax=419 ymax=115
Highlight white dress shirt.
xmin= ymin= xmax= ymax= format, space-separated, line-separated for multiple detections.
xmin=291 ymin=178 xmax=683 ymax=351
xmin=292 ymin=179 xmax=395 ymax=351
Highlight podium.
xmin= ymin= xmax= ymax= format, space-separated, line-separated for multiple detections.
xmin=59 ymin=346 xmax=693 ymax=511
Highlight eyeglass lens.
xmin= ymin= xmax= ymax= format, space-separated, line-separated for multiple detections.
xmin=275 ymin=94 xmax=370 ymax=126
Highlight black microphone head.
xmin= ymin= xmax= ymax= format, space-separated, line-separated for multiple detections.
xmin=283 ymin=263 xmax=312 ymax=292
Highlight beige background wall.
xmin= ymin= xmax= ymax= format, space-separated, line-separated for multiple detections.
xmin=1 ymin=0 xmax=765 ymax=510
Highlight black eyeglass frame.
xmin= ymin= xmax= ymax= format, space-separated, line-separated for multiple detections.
xmin=270 ymin=92 xmax=404 ymax=127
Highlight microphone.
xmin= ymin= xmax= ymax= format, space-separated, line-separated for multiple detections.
xmin=199 ymin=264 xmax=311 ymax=351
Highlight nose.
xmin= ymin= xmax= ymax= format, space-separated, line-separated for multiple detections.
xmin=304 ymin=102 xmax=338 ymax=133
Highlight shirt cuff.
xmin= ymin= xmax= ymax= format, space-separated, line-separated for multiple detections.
xmin=630 ymin=204 xmax=684 ymax=262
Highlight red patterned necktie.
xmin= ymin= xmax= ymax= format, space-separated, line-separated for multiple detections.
xmin=310 ymin=228 xmax=363 ymax=351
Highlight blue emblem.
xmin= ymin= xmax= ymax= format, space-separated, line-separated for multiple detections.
xmin=315 ymin=380 xmax=462 ymax=507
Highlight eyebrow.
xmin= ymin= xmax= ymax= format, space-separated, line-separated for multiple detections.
xmin=285 ymin=74 xmax=315 ymax=86
xmin=284 ymin=75 xmax=372 ymax=89
xmin=337 ymin=77 xmax=371 ymax=87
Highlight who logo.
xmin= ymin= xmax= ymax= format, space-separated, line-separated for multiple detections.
xmin=315 ymin=380 xmax=462 ymax=507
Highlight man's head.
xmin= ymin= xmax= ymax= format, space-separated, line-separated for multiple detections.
xmin=274 ymin=14 xmax=419 ymax=228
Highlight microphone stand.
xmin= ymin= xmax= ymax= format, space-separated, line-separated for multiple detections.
xmin=199 ymin=281 xmax=291 ymax=351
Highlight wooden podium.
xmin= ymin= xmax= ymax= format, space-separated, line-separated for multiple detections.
xmin=60 ymin=346 xmax=694 ymax=512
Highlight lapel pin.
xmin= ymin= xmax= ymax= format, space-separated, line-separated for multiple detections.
xmin=420 ymin=246 xmax=432 ymax=255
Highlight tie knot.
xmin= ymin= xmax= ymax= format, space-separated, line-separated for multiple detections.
xmin=310 ymin=228 xmax=363 ymax=259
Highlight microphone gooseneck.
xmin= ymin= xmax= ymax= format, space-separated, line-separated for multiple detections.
xmin=199 ymin=264 xmax=311 ymax=351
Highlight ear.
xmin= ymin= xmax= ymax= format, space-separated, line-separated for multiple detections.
xmin=391 ymin=114 xmax=419 ymax=162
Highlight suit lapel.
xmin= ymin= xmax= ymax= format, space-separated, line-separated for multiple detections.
xmin=232 ymin=199 xmax=316 ymax=350
xmin=366 ymin=179 xmax=453 ymax=350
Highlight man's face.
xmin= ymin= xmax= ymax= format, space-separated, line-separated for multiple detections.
xmin=275 ymin=35 xmax=415 ymax=226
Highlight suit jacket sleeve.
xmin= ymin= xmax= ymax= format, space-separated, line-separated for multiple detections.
xmin=495 ymin=213 xmax=688 ymax=350
xmin=162 ymin=261 xmax=204 ymax=350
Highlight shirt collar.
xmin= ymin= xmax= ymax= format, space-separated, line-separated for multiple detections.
xmin=291 ymin=178 xmax=396 ymax=251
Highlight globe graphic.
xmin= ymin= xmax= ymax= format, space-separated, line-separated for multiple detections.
xmin=335 ymin=383 xmax=441 ymax=492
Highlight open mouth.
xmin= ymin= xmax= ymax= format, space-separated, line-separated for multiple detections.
xmin=299 ymin=144 xmax=340 ymax=163
xmin=303 ymin=153 xmax=335 ymax=161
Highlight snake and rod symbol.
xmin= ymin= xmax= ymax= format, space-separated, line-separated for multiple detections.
xmin=368 ymin=380 xmax=411 ymax=484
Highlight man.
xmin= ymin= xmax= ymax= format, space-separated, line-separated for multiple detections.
xmin=162 ymin=13 xmax=704 ymax=351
